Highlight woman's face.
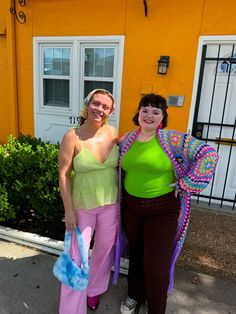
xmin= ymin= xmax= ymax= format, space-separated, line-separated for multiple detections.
xmin=87 ymin=93 xmax=113 ymax=125
xmin=138 ymin=105 xmax=164 ymax=131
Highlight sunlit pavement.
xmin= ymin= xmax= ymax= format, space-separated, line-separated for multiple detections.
xmin=0 ymin=239 xmax=236 ymax=314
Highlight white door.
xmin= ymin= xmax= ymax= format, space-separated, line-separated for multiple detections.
xmin=33 ymin=36 xmax=124 ymax=143
xmin=188 ymin=36 xmax=236 ymax=209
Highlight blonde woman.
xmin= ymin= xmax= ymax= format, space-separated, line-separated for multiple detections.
xmin=59 ymin=89 xmax=119 ymax=313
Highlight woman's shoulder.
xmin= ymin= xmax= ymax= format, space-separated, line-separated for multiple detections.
xmin=103 ymin=124 xmax=118 ymax=143
xmin=106 ymin=124 xmax=117 ymax=136
xmin=158 ymin=129 xmax=190 ymax=151
xmin=159 ymin=128 xmax=185 ymax=137
xmin=119 ymin=130 xmax=132 ymax=142
xmin=61 ymin=127 xmax=78 ymax=143
xmin=65 ymin=127 xmax=78 ymax=137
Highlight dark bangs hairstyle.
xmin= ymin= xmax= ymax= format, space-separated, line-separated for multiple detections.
xmin=133 ymin=93 xmax=168 ymax=128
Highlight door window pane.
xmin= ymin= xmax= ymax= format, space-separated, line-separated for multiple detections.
xmin=104 ymin=48 xmax=114 ymax=77
xmin=84 ymin=81 xmax=113 ymax=97
xmin=43 ymin=48 xmax=70 ymax=76
xmin=94 ymin=48 xmax=104 ymax=77
xmin=43 ymin=79 xmax=69 ymax=107
xmin=84 ymin=48 xmax=114 ymax=77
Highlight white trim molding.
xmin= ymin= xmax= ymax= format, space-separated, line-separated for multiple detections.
xmin=187 ymin=35 xmax=236 ymax=134
xmin=33 ymin=36 xmax=124 ymax=142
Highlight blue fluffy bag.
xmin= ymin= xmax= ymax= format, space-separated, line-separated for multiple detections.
xmin=53 ymin=227 xmax=89 ymax=291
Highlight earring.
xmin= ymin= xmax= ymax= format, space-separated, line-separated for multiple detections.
xmin=158 ymin=121 xmax=163 ymax=129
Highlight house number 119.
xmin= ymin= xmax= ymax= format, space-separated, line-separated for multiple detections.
xmin=69 ymin=116 xmax=79 ymax=125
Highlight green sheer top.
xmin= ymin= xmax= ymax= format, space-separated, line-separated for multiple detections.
xmin=72 ymin=144 xmax=119 ymax=209
xmin=121 ymin=134 xmax=175 ymax=198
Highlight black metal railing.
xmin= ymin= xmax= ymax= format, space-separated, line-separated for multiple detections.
xmin=192 ymin=44 xmax=236 ymax=210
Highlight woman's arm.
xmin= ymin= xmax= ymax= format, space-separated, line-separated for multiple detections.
xmin=59 ymin=130 xmax=77 ymax=231
xmin=177 ymin=136 xmax=219 ymax=194
xmin=118 ymin=132 xmax=131 ymax=148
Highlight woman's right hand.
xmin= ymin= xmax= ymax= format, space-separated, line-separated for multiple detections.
xmin=64 ymin=209 xmax=77 ymax=231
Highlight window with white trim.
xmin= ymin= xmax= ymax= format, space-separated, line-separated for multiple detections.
xmin=33 ymin=36 xmax=124 ymax=142
xmin=43 ymin=47 xmax=71 ymax=108
xmin=83 ymin=46 xmax=115 ymax=95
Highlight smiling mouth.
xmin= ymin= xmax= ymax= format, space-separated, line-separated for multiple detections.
xmin=93 ymin=111 xmax=103 ymax=117
xmin=144 ymin=119 xmax=153 ymax=123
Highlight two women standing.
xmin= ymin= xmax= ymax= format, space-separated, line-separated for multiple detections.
xmin=58 ymin=90 xmax=218 ymax=314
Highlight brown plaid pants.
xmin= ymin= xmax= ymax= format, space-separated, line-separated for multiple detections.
xmin=123 ymin=190 xmax=180 ymax=314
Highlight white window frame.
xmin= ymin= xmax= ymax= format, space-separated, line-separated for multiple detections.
xmin=33 ymin=36 xmax=124 ymax=133
xmin=40 ymin=44 xmax=74 ymax=112
xmin=188 ymin=35 xmax=236 ymax=134
xmin=80 ymin=44 xmax=117 ymax=98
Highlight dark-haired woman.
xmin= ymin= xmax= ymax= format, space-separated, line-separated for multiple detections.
xmin=59 ymin=89 xmax=119 ymax=314
xmin=117 ymin=93 xmax=218 ymax=314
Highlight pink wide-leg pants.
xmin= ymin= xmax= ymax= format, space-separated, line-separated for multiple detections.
xmin=59 ymin=203 xmax=118 ymax=314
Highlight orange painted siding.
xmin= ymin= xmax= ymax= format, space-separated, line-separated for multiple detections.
xmin=1 ymin=0 xmax=236 ymax=143
xmin=0 ymin=0 xmax=18 ymax=143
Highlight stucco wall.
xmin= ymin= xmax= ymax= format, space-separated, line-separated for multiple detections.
xmin=1 ymin=0 xmax=236 ymax=143
xmin=0 ymin=0 xmax=19 ymax=143
xmin=0 ymin=30 xmax=9 ymax=141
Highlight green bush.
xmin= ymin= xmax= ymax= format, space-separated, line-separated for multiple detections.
xmin=0 ymin=134 xmax=64 ymax=221
xmin=0 ymin=184 xmax=15 ymax=221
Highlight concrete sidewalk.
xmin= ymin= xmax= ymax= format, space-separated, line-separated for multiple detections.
xmin=0 ymin=239 xmax=236 ymax=314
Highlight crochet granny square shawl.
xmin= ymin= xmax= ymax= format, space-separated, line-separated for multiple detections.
xmin=114 ymin=128 xmax=218 ymax=292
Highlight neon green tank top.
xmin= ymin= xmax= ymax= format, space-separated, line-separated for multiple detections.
xmin=121 ymin=134 xmax=174 ymax=198
xmin=72 ymin=144 xmax=119 ymax=209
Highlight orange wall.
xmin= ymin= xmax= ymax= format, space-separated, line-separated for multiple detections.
xmin=0 ymin=29 xmax=9 ymax=141
xmin=1 ymin=0 xmax=236 ymax=142
xmin=0 ymin=0 xmax=19 ymax=143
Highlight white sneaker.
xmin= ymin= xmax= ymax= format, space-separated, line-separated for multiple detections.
xmin=120 ymin=296 xmax=138 ymax=314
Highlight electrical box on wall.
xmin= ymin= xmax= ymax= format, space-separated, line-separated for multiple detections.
xmin=167 ymin=96 xmax=184 ymax=107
